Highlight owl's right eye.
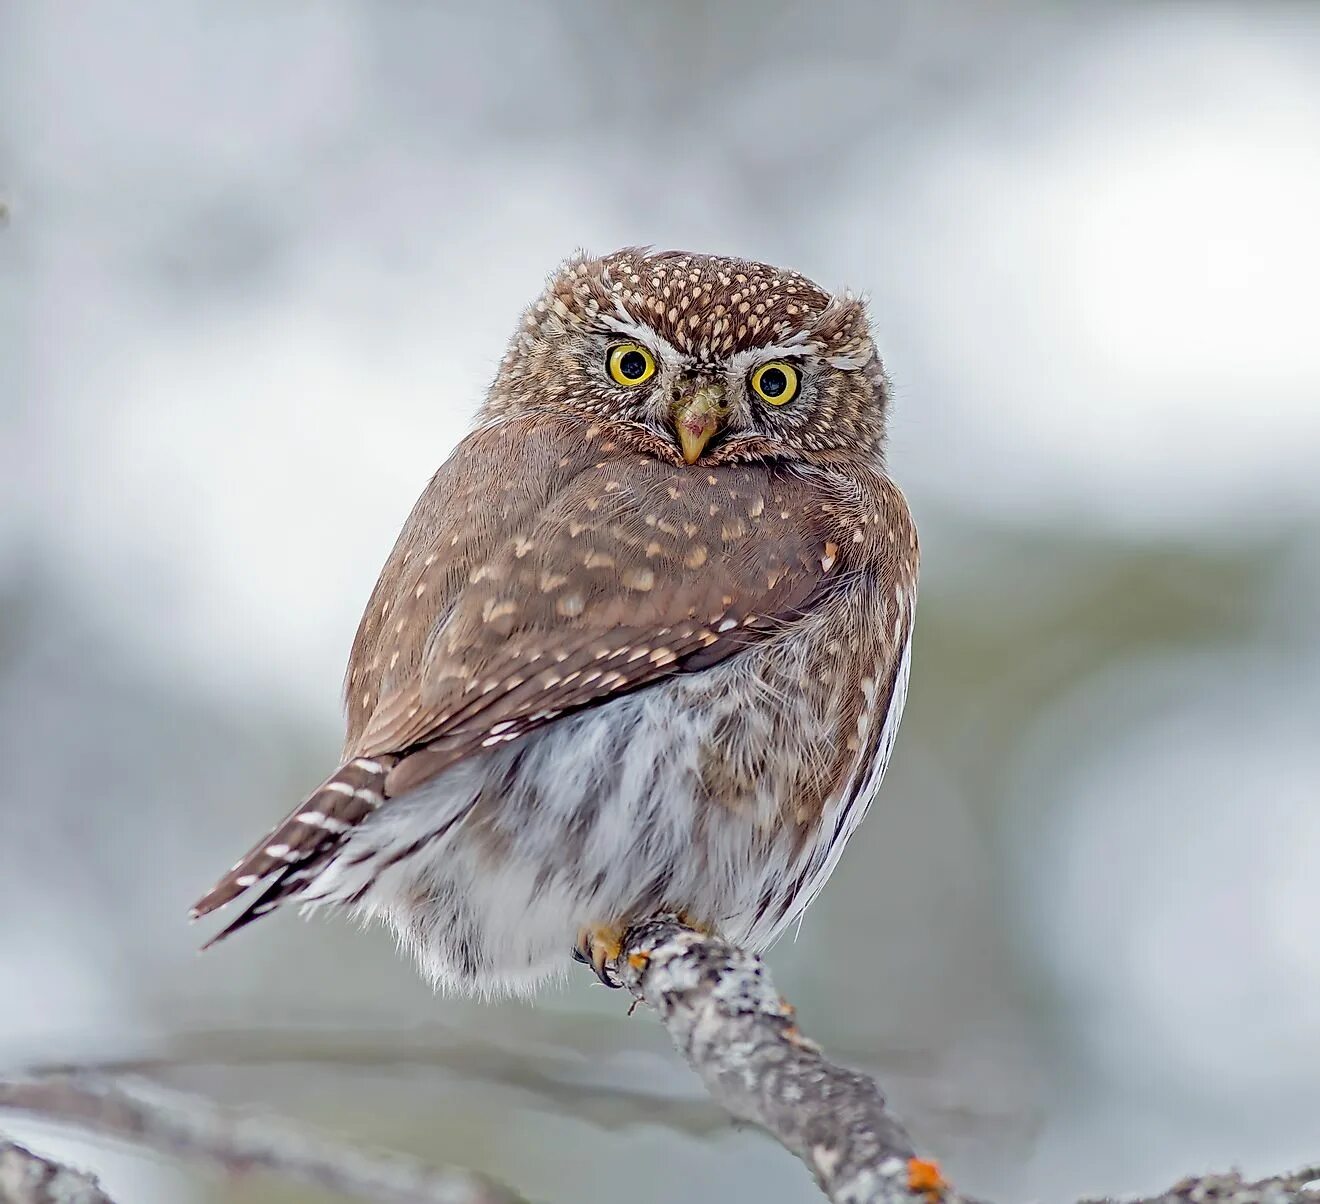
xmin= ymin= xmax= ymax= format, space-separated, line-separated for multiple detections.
xmin=606 ymin=342 xmax=657 ymax=387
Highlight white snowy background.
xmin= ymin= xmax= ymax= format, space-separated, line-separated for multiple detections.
xmin=3 ymin=3 xmax=1318 ymax=1202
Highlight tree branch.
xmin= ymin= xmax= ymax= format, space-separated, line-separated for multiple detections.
xmin=0 ymin=1138 xmax=114 ymax=1204
xmin=0 ymin=1076 xmax=525 ymax=1204
xmin=615 ymin=915 xmax=1320 ymax=1204
xmin=4 ymin=923 xmax=1319 ymax=1204
xmin=616 ymin=915 xmax=961 ymax=1204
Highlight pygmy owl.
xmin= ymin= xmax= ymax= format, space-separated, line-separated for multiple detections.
xmin=192 ymin=248 xmax=919 ymax=995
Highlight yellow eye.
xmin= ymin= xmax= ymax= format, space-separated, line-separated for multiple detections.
xmin=750 ymin=360 xmax=800 ymax=405
xmin=606 ymin=342 xmax=657 ymax=387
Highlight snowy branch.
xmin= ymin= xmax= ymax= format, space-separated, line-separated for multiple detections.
xmin=615 ymin=915 xmax=967 ymax=1204
xmin=0 ymin=1076 xmax=525 ymax=1204
xmin=0 ymin=1138 xmax=113 ymax=1204
xmin=3 ymin=925 xmax=1319 ymax=1204
xmin=615 ymin=915 xmax=1320 ymax=1204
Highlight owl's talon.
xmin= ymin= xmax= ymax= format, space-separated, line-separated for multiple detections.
xmin=575 ymin=924 xmax=624 ymax=988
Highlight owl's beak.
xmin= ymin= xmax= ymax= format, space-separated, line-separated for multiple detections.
xmin=672 ymin=384 xmax=727 ymax=465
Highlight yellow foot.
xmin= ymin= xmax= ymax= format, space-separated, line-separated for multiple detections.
xmin=573 ymin=923 xmax=625 ymax=988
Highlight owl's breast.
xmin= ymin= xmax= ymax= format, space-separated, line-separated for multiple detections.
xmin=671 ymin=572 xmax=912 ymax=836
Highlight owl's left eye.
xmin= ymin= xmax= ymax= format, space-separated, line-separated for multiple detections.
xmin=606 ymin=342 xmax=657 ymax=387
xmin=750 ymin=361 xmax=800 ymax=406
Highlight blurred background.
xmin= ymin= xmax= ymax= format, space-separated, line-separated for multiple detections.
xmin=3 ymin=2 xmax=1319 ymax=1201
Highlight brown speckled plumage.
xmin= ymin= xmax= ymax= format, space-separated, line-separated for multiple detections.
xmin=193 ymin=248 xmax=918 ymax=994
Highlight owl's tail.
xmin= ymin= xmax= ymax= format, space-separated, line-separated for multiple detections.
xmin=189 ymin=754 xmax=397 ymax=947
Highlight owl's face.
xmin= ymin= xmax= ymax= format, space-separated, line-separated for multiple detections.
xmin=486 ymin=249 xmax=889 ymax=468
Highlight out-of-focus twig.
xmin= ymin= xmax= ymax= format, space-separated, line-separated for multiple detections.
xmin=28 ymin=1027 xmax=733 ymax=1140
xmin=0 ymin=1076 xmax=524 ymax=1204
xmin=616 ymin=915 xmax=1320 ymax=1204
xmin=27 ymin=1018 xmax=1023 ymax=1147
xmin=0 ymin=1137 xmax=114 ymax=1204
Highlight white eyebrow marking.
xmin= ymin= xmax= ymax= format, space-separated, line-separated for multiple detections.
xmin=723 ymin=336 xmax=814 ymax=378
xmin=598 ymin=314 xmax=690 ymax=365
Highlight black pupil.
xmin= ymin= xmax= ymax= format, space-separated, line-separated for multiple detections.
xmin=759 ymin=367 xmax=788 ymax=397
xmin=619 ymin=349 xmax=647 ymax=379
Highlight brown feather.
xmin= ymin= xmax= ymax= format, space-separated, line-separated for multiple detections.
xmin=190 ymin=755 xmax=395 ymax=925
xmin=346 ymin=423 xmax=856 ymax=792
xmin=191 ymin=247 xmax=919 ymax=961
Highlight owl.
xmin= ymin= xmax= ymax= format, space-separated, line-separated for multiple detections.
xmin=192 ymin=248 xmax=919 ymax=995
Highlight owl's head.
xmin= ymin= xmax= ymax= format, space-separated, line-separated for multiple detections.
xmin=486 ymin=248 xmax=889 ymax=468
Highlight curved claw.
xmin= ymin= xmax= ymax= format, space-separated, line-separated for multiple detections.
xmin=574 ymin=924 xmax=624 ymax=988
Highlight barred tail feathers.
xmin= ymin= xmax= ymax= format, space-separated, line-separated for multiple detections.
xmin=190 ymin=755 xmax=396 ymax=946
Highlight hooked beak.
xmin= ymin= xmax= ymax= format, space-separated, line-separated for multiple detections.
xmin=671 ymin=383 xmax=727 ymax=465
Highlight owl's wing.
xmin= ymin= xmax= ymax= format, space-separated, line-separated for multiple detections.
xmin=193 ymin=416 xmax=596 ymax=928
xmin=339 ymin=415 xmax=619 ymax=752
xmin=355 ymin=456 xmax=848 ymax=790
xmin=192 ymin=434 xmax=858 ymax=936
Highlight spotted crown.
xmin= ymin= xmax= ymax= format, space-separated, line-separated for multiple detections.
xmin=485 ymin=248 xmax=890 ymax=463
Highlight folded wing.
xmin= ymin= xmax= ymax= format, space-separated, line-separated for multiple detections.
xmin=193 ymin=421 xmax=855 ymax=939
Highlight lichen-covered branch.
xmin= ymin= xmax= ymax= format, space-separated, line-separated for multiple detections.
xmin=615 ymin=915 xmax=1320 ymax=1204
xmin=0 ymin=1138 xmax=114 ymax=1204
xmin=616 ymin=915 xmax=966 ymax=1204
xmin=3 ymin=934 xmax=1319 ymax=1204
xmin=1085 ymin=1169 xmax=1320 ymax=1204
xmin=0 ymin=1076 xmax=525 ymax=1204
